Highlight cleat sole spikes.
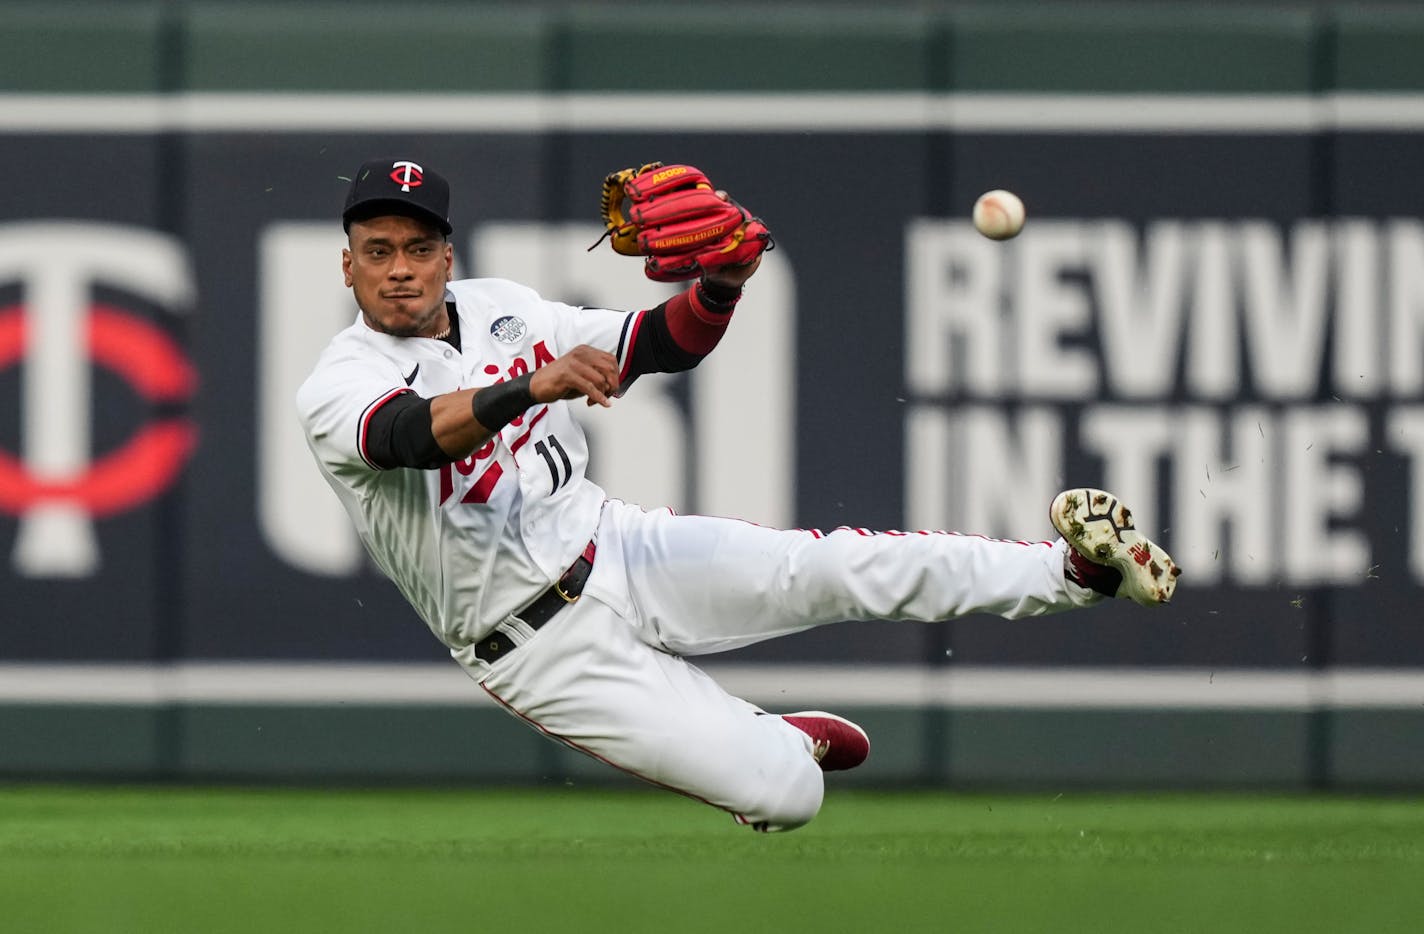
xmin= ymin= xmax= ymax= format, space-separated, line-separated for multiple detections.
xmin=1051 ymin=488 xmax=1181 ymax=607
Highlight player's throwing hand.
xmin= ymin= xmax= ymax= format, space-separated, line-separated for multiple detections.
xmin=531 ymin=344 xmax=621 ymax=408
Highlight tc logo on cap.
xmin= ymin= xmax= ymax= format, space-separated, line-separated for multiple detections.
xmin=389 ymin=160 xmax=424 ymax=192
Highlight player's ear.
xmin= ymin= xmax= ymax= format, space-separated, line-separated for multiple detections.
xmin=342 ymin=248 xmax=354 ymax=287
xmin=444 ymin=242 xmax=454 ymax=280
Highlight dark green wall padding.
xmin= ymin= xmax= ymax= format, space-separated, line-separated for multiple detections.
xmin=5 ymin=3 xmax=1424 ymax=95
xmin=4 ymin=703 xmax=1422 ymax=789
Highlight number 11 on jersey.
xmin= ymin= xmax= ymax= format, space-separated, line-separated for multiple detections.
xmin=534 ymin=434 xmax=572 ymax=493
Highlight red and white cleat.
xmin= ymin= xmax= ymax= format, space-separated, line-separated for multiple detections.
xmin=1051 ymin=488 xmax=1181 ymax=607
xmin=782 ymin=711 xmax=870 ymax=771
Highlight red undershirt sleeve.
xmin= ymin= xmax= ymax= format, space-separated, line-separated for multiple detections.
xmin=621 ymin=282 xmax=741 ymax=381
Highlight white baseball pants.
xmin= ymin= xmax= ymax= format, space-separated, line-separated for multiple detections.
xmin=471 ymin=499 xmax=1097 ymax=831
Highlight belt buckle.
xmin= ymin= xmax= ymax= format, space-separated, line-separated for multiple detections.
xmin=554 ymin=576 xmax=581 ymax=604
xmin=553 ymin=544 xmax=594 ymax=605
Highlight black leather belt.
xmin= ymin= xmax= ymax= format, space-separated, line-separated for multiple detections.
xmin=473 ymin=541 xmax=596 ymax=664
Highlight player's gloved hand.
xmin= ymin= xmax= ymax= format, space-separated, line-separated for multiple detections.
xmin=591 ymin=162 xmax=773 ymax=282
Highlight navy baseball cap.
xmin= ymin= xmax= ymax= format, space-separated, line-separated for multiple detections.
xmin=342 ymin=158 xmax=452 ymax=236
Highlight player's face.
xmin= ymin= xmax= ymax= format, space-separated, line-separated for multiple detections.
xmin=343 ymin=215 xmax=454 ymax=337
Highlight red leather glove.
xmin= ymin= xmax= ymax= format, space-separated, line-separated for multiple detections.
xmin=595 ymin=162 xmax=772 ymax=282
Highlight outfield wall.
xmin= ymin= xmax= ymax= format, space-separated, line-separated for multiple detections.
xmin=2 ymin=1 xmax=1424 ymax=787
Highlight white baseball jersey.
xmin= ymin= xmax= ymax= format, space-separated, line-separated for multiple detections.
xmin=298 ymin=273 xmax=1101 ymax=832
xmin=297 ymin=277 xmax=635 ymax=656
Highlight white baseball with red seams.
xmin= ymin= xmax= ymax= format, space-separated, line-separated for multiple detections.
xmin=299 ymin=276 xmax=1100 ymax=832
xmin=973 ymin=188 xmax=1026 ymax=240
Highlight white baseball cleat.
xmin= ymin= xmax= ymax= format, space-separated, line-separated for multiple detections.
xmin=1051 ymin=488 xmax=1181 ymax=607
xmin=782 ymin=711 xmax=870 ymax=771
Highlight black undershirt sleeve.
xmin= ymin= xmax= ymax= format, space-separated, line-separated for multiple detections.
xmin=622 ymin=280 xmax=739 ymax=381
xmin=622 ymin=302 xmax=706 ymax=379
xmin=364 ymin=391 xmax=451 ymax=469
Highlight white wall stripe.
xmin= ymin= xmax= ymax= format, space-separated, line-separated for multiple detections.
xmin=942 ymin=94 xmax=1325 ymax=133
xmin=2 ymin=92 xmax=1423 ymax=134
xmin=0 ymin=663 xmax=1421 ymax=710
xmin=1325 ymin=93 xmax=1424 ymax=130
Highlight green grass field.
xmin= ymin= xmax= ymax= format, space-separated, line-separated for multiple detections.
xmin=2 ymin=786 xmax=1422 ymax=934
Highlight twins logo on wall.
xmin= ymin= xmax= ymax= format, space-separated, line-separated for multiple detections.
xmin=0 ymin=222 xmax=197 ymax=577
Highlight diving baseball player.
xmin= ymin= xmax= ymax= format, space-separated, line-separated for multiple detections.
xmin=297 ymin=158 xmax=1180 ymax=832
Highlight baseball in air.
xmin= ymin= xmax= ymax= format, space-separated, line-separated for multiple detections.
xmin=972 ymin=189 xmax=1026 ymax=240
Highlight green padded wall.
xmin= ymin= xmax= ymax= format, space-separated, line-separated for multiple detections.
xmin=1331 ymin=8 xmax=1424 ymax=91
xmin=946 ymin=710 xmax=1314 ymax=788
xmin=945 ymin=6 xmax=1319 ymax=93
xmin=4 ymin=704 xmax=1422 ymax=788
xmin=181 ymin=3 xmax=551 ymax=91
xmin=3 ymin=3 xmax=1424 ymax=95
xmin=1329 ymin=711 xmax=1424 ymax=787
xmin=175 ymin=706 xmax=550 ymax=781
xmin=0 ymin=707 xmax=162 ymax=776
xmin=0 ymin=3 xmax=168 ymax=92
xmin=557 ymin=7 xmax=934 ymax=91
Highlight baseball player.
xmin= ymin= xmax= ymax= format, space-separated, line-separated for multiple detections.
xmin=297 ymin=158 xmax=1180 ymax=832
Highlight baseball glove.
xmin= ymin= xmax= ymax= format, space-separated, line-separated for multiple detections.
xmin=592 ymin=162 xmax=772 ymax=282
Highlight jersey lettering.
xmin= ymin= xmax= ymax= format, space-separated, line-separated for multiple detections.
xmin=437 ymin=405 xmax=553 ymax=506
xmin=435 ymin=342 xmax=564 ymax=507
xmin=461 ymin=462 xmax=504 ymax=504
